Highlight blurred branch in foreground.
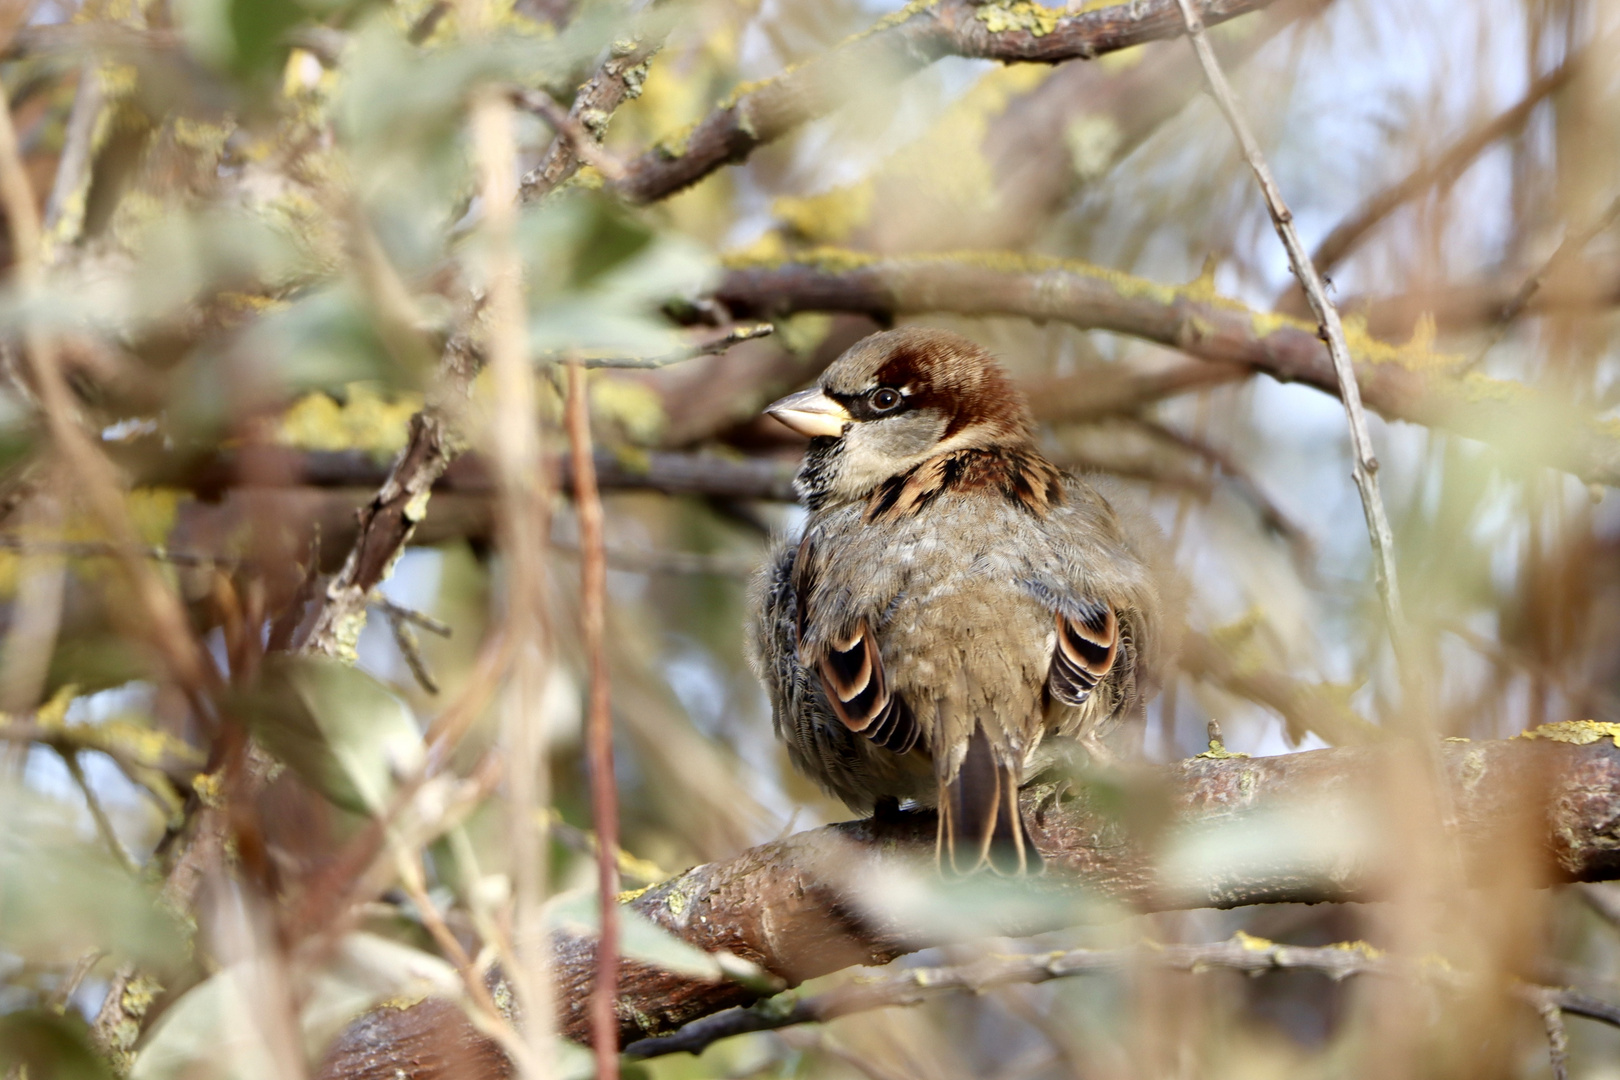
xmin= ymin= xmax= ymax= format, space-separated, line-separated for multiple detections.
xmin=626 ymin=934 xmax=1620 ymax=1060
xmin=320 ymin=733 xmax=1620 ymax=1079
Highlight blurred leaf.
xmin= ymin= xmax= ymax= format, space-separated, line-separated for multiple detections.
xmin=0 ymin=783 xmax=185 ymax=967
xmin=522 ymin=196 xmax=715 ymax=357
xmin=133 ymin=933 xmax=457 ymax=1080
xmin=545 ymin=889 xmax=726 ymax=981
xmin=303 ymin=932 xmax=462 ymax=1053
xmin=0 ymin=1011 xmax=115 ymax=1080
xmin=237 ymin=656 xmax=425 ymax=814
xmin=572 ymin=201 xmax=656 ymax=288
xmin=176 ymin=0 xmax=302 ymax=79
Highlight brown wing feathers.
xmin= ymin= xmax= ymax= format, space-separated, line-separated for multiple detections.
xmin=1049 ymin=604 xmax=1118 ymax=706
xmin=815 ymin=621 xmax=920 ymax=754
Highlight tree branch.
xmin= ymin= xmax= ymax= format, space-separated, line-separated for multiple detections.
xmin=626 ymin=934 xmax=1620 ymax=1060
xmin=710 ymin=252 xmax=1620 ymax=487
xmin=608 ymin=0 xmax=1278 ymax=205
xmin=318 ymin=734 xmax=1620 ymax=1080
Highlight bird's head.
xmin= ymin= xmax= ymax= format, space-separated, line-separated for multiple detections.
xmin=766 ymin=327 xmax=1035 ymax=506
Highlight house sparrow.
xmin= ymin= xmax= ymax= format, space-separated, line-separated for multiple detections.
xmin=749 ymin=327 xmax=1163 ymax=874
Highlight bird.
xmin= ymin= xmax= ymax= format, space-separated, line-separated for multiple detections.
xmin=748 ymin=326 xmax=1164 ymax=875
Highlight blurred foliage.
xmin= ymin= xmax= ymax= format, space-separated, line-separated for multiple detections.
xmin=0 ymin=0 xmax=1615 ymax=1078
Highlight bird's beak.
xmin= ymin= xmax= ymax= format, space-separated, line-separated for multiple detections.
xmin=766 ymin=387 xmax=851 ymax=438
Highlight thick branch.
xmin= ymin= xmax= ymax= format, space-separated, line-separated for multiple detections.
xmin=318 ymin=734 xmax=1620 ymax=1080
xmin=610 ymin=0 xmax=1275 ymax=204
xmin=711 ymin=253 xmax=1620 ymax=486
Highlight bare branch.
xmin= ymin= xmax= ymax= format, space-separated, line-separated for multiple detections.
xmin=627 ymin=934 xmax=1620 ymax=1060
xmin=1174 ymin=0 xmax=1404 ymax=642
xmin=711 ymin=252 xmax=1620 ymax=487
xmin=565 ymin=362 xmax=622 ymax=1080
xmin=510 ymin=87 xmax=629 ymax=184
xmin=608 ymin=0 xmax=1279 ymax=205
xmin=520 ymin=36 xmax=662 ymax=201
xmin=568 ymin=323 xmax=775 ymax=369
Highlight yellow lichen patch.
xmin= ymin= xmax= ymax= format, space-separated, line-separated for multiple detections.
xmin=193 ymin=769 xmax=226 ymax=809
xmin=1182 ymin=255 xmax=1221 ymax=304
xmin=1233 ymin=930 xmax=1274 ymax=951
xmin=1328 ymin=939 xmax=1385 ymax=960
xmin=590 ymin=377 xmax=666 ymax=447
xmin=94 ymin=717 xmax=204 ymax=771
xmin=853 ymin=0 xmax=940 ymax=41
xmin=1338 ymin=313 xmax=1464 ymax=374
xmin=774 ymin=179 xmax=876 ymax=244
xmin=1516 ymin=719 xmax=1620 ymax=749
xmin=33 ymin=684 xmax=78 ymax=728
xmin=867 ymin=63 xmax=1051 ymax=223
xmin=975 ymin=1 xmax=1063 ymax=37
xmin=1065 ymin=114 xmax=1124 ymax=181
xmin=616 ymin=884 xmax=653 ymax=904
xmin=276 ymin=383 xmax=424 ymax=458
xmin=1195 ymin=736 xmax=1250 ymax=761
xmin=775 ymin=313 xmax=834 ymax=358
xmin=1460 ymin=371 xmax=1529 ymax=403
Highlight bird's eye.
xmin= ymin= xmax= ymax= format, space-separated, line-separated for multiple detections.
xmin=869 ymin=387 xmax=903 ymax=412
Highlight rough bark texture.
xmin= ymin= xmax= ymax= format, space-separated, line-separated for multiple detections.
xmin=317 ymin=734 xmax=1620 ymax=1079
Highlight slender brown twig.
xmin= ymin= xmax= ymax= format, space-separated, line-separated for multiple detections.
xmin=1465 ymin=191 xmax=1620 ymax=370
xmin=1174 ymin=0 xmax=1405 ymax=640
xmin=566 ymin=362 xmax=621 ymax=1075
xmin=510 ymin=88 xmax=629 ymax=184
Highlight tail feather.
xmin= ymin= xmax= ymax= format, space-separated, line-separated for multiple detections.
xmin=939 ymin=727 xmax=1042 ymax=876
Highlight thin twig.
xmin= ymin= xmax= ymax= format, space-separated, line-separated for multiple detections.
xmin=0 ymin=70 xmax=219 ymax=711
xmin=1173 ymin=0 xmax=1404 ymax=639
xmin=58 ymin=748 xmax=139 ymax=875
xmin=564 ymin=322 xmax=775 ymax=369
xmin=1465 ymin=191 xmax=1620 ymax=370
xmin=47 ymin=949 xmax=105 ymax=1014
xmin=386 ymin=613 xmax=440 ymax=695
xmin=510 ymin=88 xmax=629 ymax=184
xmin=41 ymin=61 xmax=103 ymax=257
xmin=566 ymin=361 xmax=621 ymax=1076
xmin=1532 ymin=990 xmax=1571 ymax=1080
xmin=391 ymin=848 xmax=540 ymax=1075
xmin=519 ymin=35 xmax=662 ymax=201
xmin=371 ymin=594 xmax=453 ymax=637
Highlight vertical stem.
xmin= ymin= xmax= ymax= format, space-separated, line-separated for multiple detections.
xmin=1172 ymin=0 xmax=1406 ymax=645
xmin=566 ymin=362 xmax=620 ymax=1076
xmin=473 ymin=87 xmax=555 ymax=1079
